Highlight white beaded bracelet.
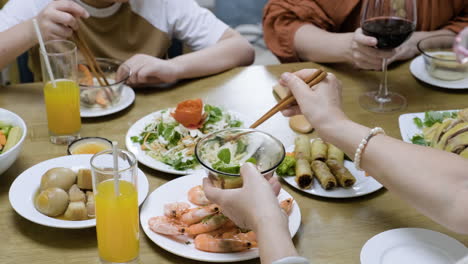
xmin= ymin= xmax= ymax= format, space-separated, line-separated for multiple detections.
xmin=354 ymin=127 xmax=385 ymax=171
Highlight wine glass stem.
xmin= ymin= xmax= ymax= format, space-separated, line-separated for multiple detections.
xmin=376 ymin=58 xmax=389 ymax=102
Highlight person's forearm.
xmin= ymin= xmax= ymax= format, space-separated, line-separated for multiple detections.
xmin=169 ymin=29 xmax=254 ymax=80
xmin=317 ymin=119 xmax=468 ymax=234
xmin=294 ymin=24 xmax=353 ymax=63
xmin=0 ymin=19 xmax=37 ymax=70
xmin=256 ymin=215 xmax=298 ymax=264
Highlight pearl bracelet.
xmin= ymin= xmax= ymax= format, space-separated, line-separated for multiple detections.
xmin=354 ymin=127 xmax=385 ymax=171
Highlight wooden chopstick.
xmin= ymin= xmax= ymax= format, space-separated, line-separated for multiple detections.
xmin=249 ymin=69 xmax=327 ymax=129
xmin=72 ymin=31 xmax=110 ymax=86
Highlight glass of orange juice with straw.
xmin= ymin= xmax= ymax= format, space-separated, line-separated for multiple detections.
xmin=39 ymin=39 xmax=81 ymax=144
xmin=91 ymin=145 xmax=139 ymax=264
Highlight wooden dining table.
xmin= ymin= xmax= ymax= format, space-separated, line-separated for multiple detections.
xmin=1 ymin=61 xmax=467 ymax=264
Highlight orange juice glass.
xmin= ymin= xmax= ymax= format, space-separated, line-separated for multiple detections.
xmin=40 ymin=40 xmax=81 ymax=144
xmin=91 ymin=149 xmax=139 ymax=264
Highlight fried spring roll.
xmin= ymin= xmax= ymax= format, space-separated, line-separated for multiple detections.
xmin=294 ymin=135 xmax=310 ymax=161
xmin=326 ymin=143 xmax=344 ymax=165
xmin=326 ymin=160 xmax=356 ymax=188
xmin=295 ymin=159 xmax=313 ymax=189
xmin=311 ymin=160 xmax=336 ymax=190
xmin=310 ymin=138 xmax=327 ymax=161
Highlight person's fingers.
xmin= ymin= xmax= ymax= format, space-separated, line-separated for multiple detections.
xmin=279 ymin=72 xmax=315 ymax=108
xmin=54 ymin=0 xmax=90 ymax=19
xmin=202 ymin=177 xmax=225 ymax=204
xmin=291 ymin=69 xmax=319 ymax=80
xmin=268 ymin=176 xmax=281 ymax=196
xmin=49 ymin=23 xmax=73 ymax=39
xmin=281 ymin=105 xmax=302 ymax=117
xmin=263 ymin=171 xmax=273 ymax=181
xmin=50 ymin=10 xmax=79 ymax=30
xmin=240 ymin=162 xmax=264 ymax=186
xmin=354 ymin=28 xmax=377 ymax=47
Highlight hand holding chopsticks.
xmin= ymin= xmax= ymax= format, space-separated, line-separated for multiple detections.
xmin=250 ymin=69 xmax=328 ymax=129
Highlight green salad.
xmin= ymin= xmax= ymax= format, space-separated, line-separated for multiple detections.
xmin=0 ymin=121 xmax=22 ymax=154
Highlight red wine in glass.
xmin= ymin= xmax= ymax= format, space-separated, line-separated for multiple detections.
xmin=359 ymin=0 xmax=417 ymax=113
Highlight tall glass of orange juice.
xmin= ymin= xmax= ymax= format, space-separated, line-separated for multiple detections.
xmin=40 ymin=40 xmax=81 ymax=144
xmin=90 ymin=149 xmax=139 ymax=264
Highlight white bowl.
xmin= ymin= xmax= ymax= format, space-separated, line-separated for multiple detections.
xmin=0 ymin=108 xmax=27 ymax=175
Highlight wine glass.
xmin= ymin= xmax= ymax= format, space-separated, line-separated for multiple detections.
xmin=359 ymin=0 xmax=417 ymax=112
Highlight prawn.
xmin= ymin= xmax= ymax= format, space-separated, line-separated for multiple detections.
xmin=280 ymin=198 xmax=294 ymax=215
xmin=164 ymin=202 xmax=190 ymax=218
xmin=188 ymin=185 xmax=211 ymax=206
xmin=204 ymin=220 xmax=238 ymax=237
xmin=187 ymin=214 xmax=228 ymax=235
xmin=194 ymin=234 xmax=253 ymax=253
xmin=180 ymin=204 xmax=219 ymax=225
xmin=148 ymin=216 xmax=187 ymax=236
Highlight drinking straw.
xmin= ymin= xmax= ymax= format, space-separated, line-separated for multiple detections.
xmin=32 ymin=19 xmax=56 ymax=87
xmin=112 ymin=141 xmax=120 ymax=196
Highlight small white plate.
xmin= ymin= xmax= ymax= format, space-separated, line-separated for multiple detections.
xmin=280 ymin=144 xmax=383 ymax=198
xmin=9 ymin=154 xmax=149 ymax=229
xmin=125 ymin=109 xmax=247 ymax=175
xmin=140 ymin=172 xmax=301 ymax=262
xmin=361 ymin=228 xmax=468 ymax=264
xmin=80 ymin=85 xmax=135 ymax=118
xmin=410 ymin=55 xmax=468 ymax=89
xmin=398 ymin=110 xmax=458 ymax=143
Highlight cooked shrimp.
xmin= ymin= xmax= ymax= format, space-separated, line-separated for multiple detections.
xmin=148 ymin=216 xmax=186 ymax=236
xmin=78 ymin=64 xmax=93 ymax=86
xmin=180 ymin=204 xmax=219 ymax=225
xmin=194 ymin=234 xmax=253 ymax=253
xmin=280 ymin=198 xmax=294 ymax=215
xmin=204 ymin=220 xmax=238 ymax=237
xmin=164 ymin=202 xmax=190 ymax=218
xmin=187 ymin=214 xmax=228 ymax=235
xmin=222 ymin=230 xmax=257 ymax=245
xmin=188 ymin=185 xmax=211 ymax=206
xmin=95 ymin=90 xmax=109 ymax=107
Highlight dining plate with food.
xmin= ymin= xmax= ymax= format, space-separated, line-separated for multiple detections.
xmin=277 ymin=136 xmax=383 ymax=198
xmin=139 ymin=172 xmax=301 ymax=262
xmin=126 ymin=99 xmax=247 ymax=175
xmin=409 ymin=55 xmax=468 ymax=89
xmin=399 ymin=108 xmax=468 ymax=159
xmin=9 ymin=154 xmax=149 ymax=229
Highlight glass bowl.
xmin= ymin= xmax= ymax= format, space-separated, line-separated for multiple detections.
xmin=78 ymin=58 xmax=130 ymax=108
xmin=417 ymin=35 xmax=468 ymax=81
xmin=195 ymin=128 xmax=285 ymax=189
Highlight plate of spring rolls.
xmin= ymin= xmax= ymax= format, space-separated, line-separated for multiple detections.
xmin=277 ymin=136 xmax=383 ymax=198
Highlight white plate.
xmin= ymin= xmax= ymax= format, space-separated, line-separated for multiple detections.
xmin=398 ymin=110 xmax=458 ymax=143
xmin=9 ymin=154 xmax=149 ymax=229
xmin=125 ymin=109 xmax=247 ymax=175
xmin=410 ymin=55 xmax=468 ymax=89
xmin=140 ymin=172 xmax=301 ymax=262
xmin=361 ymin=228 xmax=468 ymax=264
xmin=280 ymin=144 xmax=383 ymax=198
xmin=80 ymin=85 xmax=135 ymax=118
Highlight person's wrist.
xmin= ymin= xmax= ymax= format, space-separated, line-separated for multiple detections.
xmin=315 ymin=115 xmax=350 ymax=142
xmin=342 ymin=33 xmax=356 ymax=65
xmin=27 ymin=19 xmax=39 ymax=44
xmin=167 ymin=58 xmax=184 ymax=81
xmin=252 ymin=205 xmax=288 ymax=232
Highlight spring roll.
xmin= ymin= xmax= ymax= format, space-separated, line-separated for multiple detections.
xmin=311 ymin=160 xmax=336 ymax=190
xmin=295 ymin=158 xmax=313 ymax=189
xmin=326 ymin=160 xmax=356 ymax=188
xmin=326 ymin=143 xmax=344 ymax=165
xmin=310 ymin=138 xmax=327 ymax=161
xmin=294 ymin=135 xmax=310 ymax=161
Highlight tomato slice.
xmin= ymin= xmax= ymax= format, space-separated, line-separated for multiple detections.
xmin=171 ymin=98 xmax=204 ymax=128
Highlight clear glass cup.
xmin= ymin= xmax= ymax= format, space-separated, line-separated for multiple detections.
xmin=40 ymin=40 xmax=81 ymax=144
xmin=90 ymin=149 xmax=139 ymax=264
xmin=454 ymin=28 xmax=468 ymax=64
xmin=359 ymin=0 xmax=417 ymax=112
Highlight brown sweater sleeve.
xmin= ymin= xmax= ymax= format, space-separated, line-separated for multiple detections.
xmin=263 ymin=0 xmax=360 ymax=63
xmin=443 ymin=3 xmax=468 ymax=33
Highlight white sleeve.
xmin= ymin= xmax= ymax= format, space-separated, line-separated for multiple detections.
xmin=163 ymin=0 xmax=228 ymax=51
xmin=272 ymin=256 xmax=310 ymax=264
xmin=456 ymin=255 xmax=468 ymax=264
xmin=0 ymin=0 xmax=49 ymax=32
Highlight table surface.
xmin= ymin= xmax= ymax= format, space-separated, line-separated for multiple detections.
xmin=1 ymin=61 xmax=467 ymax=264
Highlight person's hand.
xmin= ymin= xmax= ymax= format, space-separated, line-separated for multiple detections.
xmin=387 ymin=32 xmax=424 ymax=65
xmin=348 ymin=28 xmax=395 ymax=70
xmin=202 ymin=163 xmax=284 ymax=231
xmin=280 ymin=69 xmax=348 ymax=128
xmin=123 ymin=54 xmax=180 ymax=86
xmin=35 ymin=0 xmax=89 ymax=41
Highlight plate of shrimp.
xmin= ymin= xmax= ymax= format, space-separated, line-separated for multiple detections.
xmin=140 ymin=172 xmax=301 ymax=262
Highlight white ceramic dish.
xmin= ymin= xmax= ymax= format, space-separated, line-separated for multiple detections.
xmin=410 ymin=55 xmax=468 ymax=89
xmin=9 ymin=154 xmax=149 ymax=229
xmin=140 ymin=172 xmax=301 ymax=262
xmin=125 ymin=109 xmax=247 ymax=175
xmin=0 ymin=108 xmax=27 ymax=175
xmin=280 ymin=143 xmax=383 ymax=198
xmin=80 ymin=85 xmax=135 ymax=118
xmin=398 ymin=110 xmax=458 ymax=143
xmin=361 ymin=228 xmax=468 ymax=264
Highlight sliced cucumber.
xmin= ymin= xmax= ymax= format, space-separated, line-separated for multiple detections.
xmin=2 ymin=126 xmax=22 ymax=153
